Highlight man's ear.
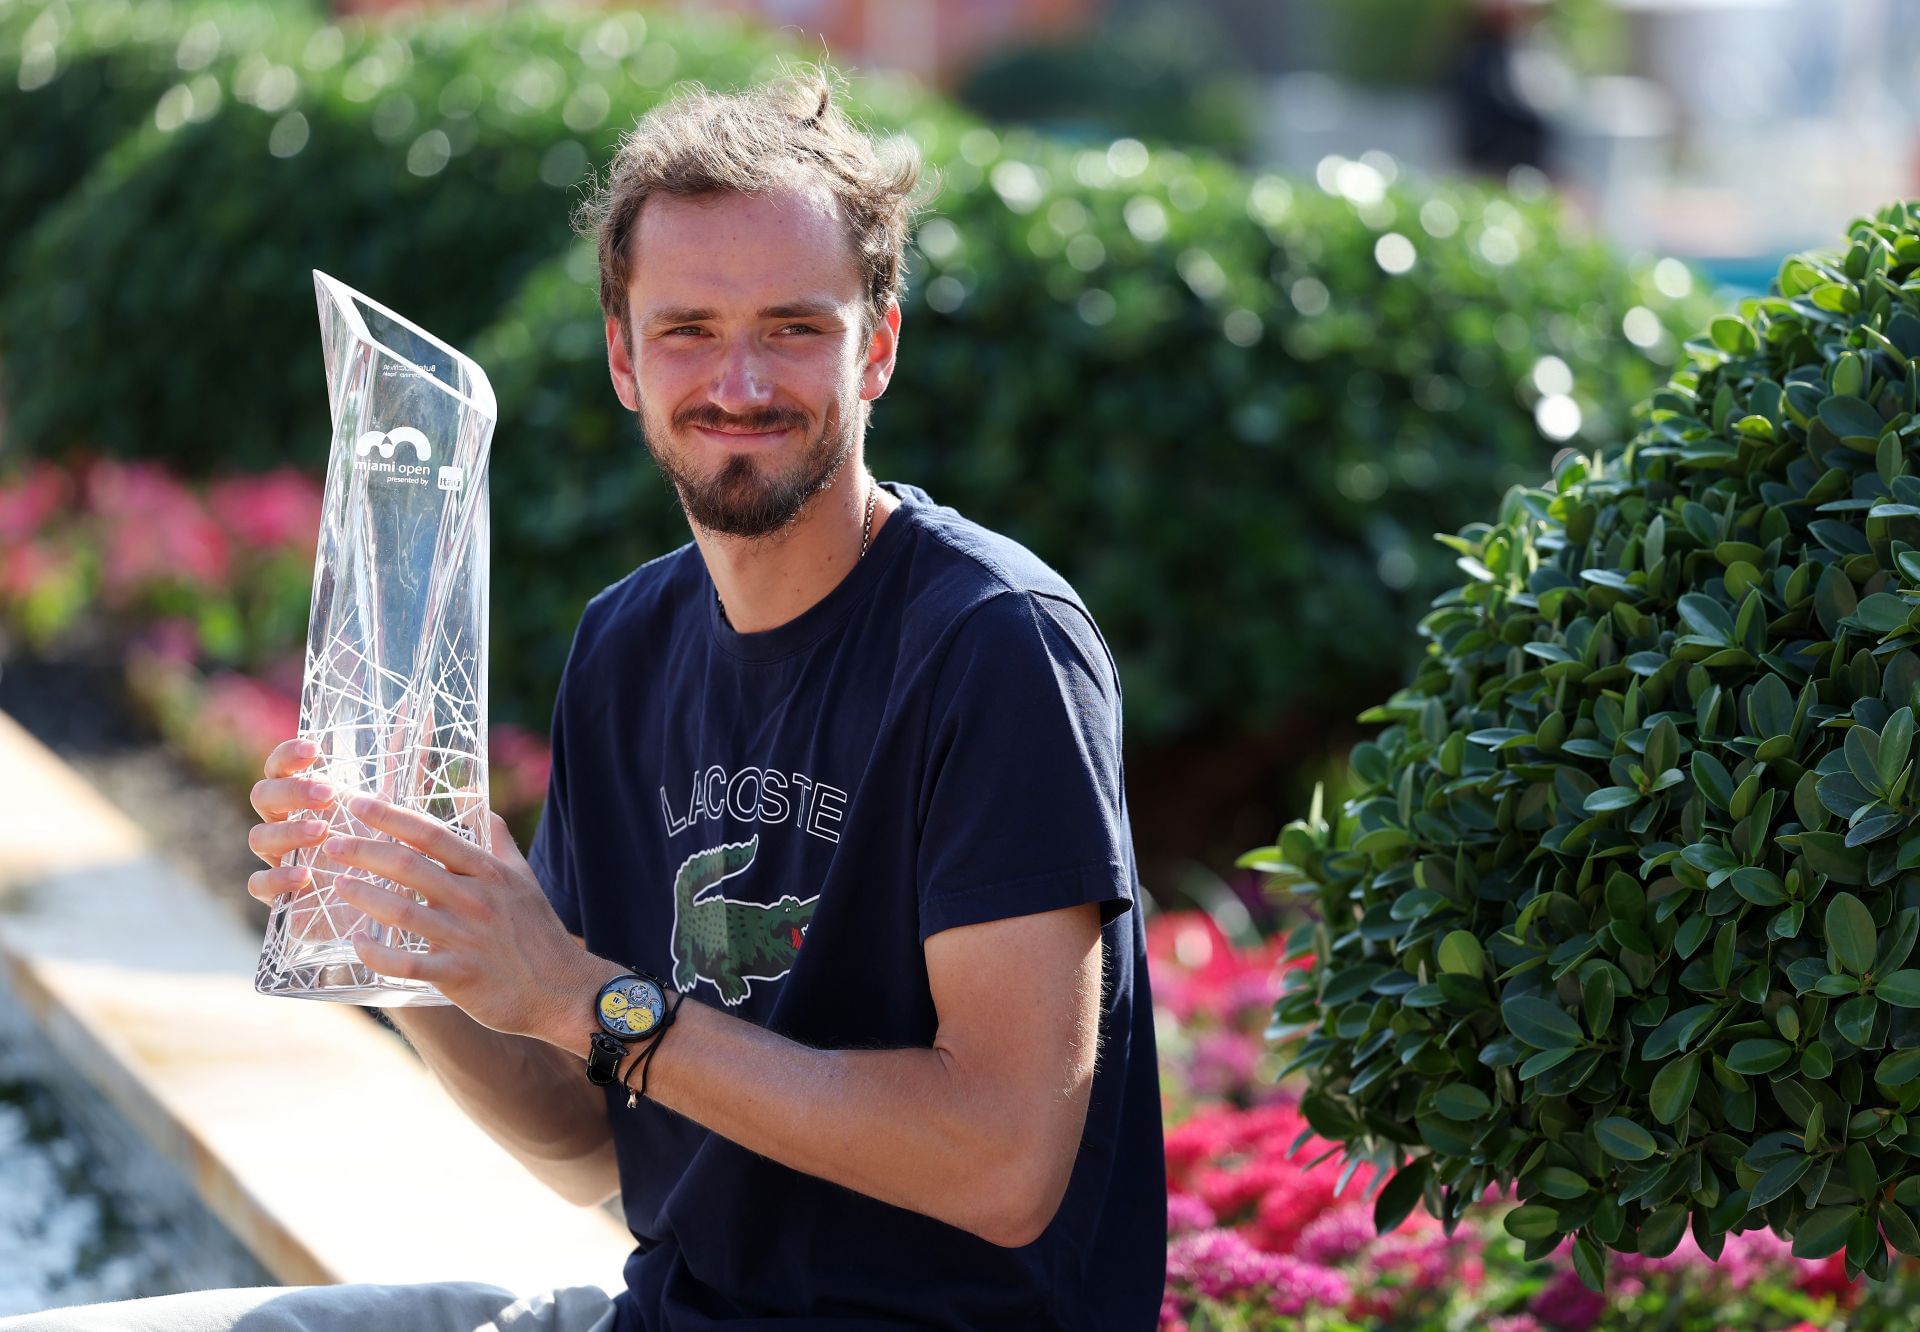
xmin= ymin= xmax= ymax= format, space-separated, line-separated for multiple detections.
xmin=859 ymin=299 xmax=901 ymax=403
xmin=607 ymin=314 xmax=639 ymax=413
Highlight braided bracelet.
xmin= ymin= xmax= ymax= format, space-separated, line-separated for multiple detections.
xmin=620 ymin=988 xmax=685 ymax=1109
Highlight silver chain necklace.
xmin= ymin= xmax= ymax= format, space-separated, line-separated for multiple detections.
xmin=715 ymin=480 xmax=878 ymax=627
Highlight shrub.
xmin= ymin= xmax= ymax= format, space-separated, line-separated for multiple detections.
xmin=475 ymin=128 xmax=1709 ymax=737
xmin=0 ymin=0 xmax=320 ymax=293
xmin=1261 ymin=200 xmax=1920 ymax=1288
xmin=0 ymin=3 xmax=785 ymax=475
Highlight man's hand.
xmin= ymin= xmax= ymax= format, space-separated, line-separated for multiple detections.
xmin=319 ymin=795 xmax=591 ymax=1041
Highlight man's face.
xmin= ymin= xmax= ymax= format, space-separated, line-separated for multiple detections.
xmin=607 ymin=181 xmax=898 ymax=540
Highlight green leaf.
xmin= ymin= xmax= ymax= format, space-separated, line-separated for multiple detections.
xmin=1692 ymin=750 xmax=1737 ymax=809
xmin=1373 ymin=1159 xmax=1431 ymax=1233
xmin=1594 ymin=1117 xmax=1657 ymax=1161
xmin=1793 ymin=1205 xmax=1862 ymax=1259
xmin=1638 ymin=1202 xmax=1690 ymax=1257
xmin=1727 ymin=1038 xmax=1794 ymax=1074
xmin=1650 ymin=1055 xmax=1701 ymax=1125
xmin=1584 ymin=786 xmax=1641 ymax=813
xmin=1505 ymin=1203 xmax=1562 ymax=1242
xmin=1828 ymin=892 xmax=1878 ymax=974
xmin=1503 ymin=996 xmax=1583 ymax=1049
xmin=1750 ymin=1153 xmax=1812 ymax=1208
xmin=1877 ymin=1048 xmax=1920 ymax=1087
xmin=1710 ymin=316 xmax=1756 ymax=354
xmin=1431 ymin=1083 xmax=1493 ymax=1121
xmin=1879 ymin=970 xmax=1920 ymax=1007
xmin=1819 ymin=395 xmax=1886 ymax=441
xmin=1836 ymin=994 xmax=1880 ymax=1047
xmin=1677 ymin=592 xmax=1736 ymax=644
xmin=1535 ymin=1167 xmax=1590 ymax=1199
xmin=1437 ymin=930 xmax=1486 ymax=978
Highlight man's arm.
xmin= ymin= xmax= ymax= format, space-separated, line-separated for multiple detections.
xmin=540 ymin=903 xmax=1104 ymax=1248
xmin=245 ymin=741 xmax=620 ymax=1211
xmin=384 ymin=930 xmax=620 ymax=1210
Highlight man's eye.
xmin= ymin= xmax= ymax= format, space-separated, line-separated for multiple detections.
xmin=780 ymin=324 xmax=820 ymax=335
xmin=666 ymin=326 xmax=705 ymax=336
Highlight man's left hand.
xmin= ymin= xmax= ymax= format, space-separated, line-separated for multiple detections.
xmin=323 ymin=795 xmax=587 ymax=1039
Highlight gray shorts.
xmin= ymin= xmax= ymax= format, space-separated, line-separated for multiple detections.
xmin=0 ymin=1281 xmax=620 ymax=1332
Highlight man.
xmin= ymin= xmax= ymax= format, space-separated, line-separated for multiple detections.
xmin=15 ymin=70 xmax=1165 ymax=1332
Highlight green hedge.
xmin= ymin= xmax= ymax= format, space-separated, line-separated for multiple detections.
xmin=0 ymin=3 xmax=784 ymax=472
xmin=0 ymin=0 xmax=320 ymax=290
xmin=2 ymin=0 xmax=1713 ymax=749
xmin=474 ymin=124 xmax=1712 ymax=741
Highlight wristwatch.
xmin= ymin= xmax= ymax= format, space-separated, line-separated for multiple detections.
xmin=584 ymin=969 xmax=668 ymax=1086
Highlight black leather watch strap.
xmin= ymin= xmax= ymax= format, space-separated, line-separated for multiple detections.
xmin=585 ymin=1030 xmax=628 ymax=1086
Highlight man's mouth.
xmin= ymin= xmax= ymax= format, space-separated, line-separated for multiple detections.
xmin=691 ymin=424 xmax=794 ymax=444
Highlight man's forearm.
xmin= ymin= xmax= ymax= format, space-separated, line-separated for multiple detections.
xmin=541 ymin=956 xmax=1069 ymax=1247
xmin=385 ymin=1001 xmax=619 ymax=1207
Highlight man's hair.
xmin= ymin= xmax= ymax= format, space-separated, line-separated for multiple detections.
xmin=571 ymin=64 xmax=931 ymax=352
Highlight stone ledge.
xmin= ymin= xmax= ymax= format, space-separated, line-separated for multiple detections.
xmin=0 ymin=709 xmax=634 ymax=1298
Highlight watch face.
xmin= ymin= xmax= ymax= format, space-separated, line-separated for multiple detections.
xmin=598 ymin=976 xmax=665 ymax=1039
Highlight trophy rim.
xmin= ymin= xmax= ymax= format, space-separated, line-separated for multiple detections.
xmin=312 ymin=268 xmax=498 ymax=423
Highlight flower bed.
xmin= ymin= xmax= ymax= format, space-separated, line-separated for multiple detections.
xmin=0 ymin=458 xmax=551 ymax=835
xmin=1146 ymin=909 xmax=1902 ymax=1330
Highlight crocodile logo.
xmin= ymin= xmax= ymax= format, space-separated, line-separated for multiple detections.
xmin=668 ymin=834 xmax=816 ymax=1006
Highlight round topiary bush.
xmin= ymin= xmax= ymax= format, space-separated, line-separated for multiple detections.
xmin=1261 ymin=199 xmax=1920 ymax=1287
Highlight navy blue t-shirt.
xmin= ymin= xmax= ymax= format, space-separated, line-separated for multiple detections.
xmin=527 ymin=480 xmax=1166 ymax=1330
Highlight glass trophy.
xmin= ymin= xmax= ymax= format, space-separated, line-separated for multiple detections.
xmin=254 ymin=270 xmax=495 ymax=1006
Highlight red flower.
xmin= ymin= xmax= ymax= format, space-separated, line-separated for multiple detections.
xmin=208 ymin=468 xmax=323 ymax=554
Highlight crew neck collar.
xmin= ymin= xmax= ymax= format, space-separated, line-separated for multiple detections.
xmin=705 ymin=480 xmax=924 ymax=663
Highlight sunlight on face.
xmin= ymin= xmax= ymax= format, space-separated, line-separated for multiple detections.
xmin=625 ymin=181 xmax=872 ymax=539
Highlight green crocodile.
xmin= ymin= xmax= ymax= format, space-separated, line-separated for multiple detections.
xmin=668 ymin=834 xmax=818 ymax=1006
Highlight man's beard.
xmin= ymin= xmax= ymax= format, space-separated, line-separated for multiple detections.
xmin=640 ymin=394 xmax=860 ymax=540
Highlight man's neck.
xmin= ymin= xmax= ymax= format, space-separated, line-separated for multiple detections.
xmin=697 ymin=469 xmax=897 ymax=635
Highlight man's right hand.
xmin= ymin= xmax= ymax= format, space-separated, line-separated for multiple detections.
xmin=245 ymin=737 xmax=338 ymax=904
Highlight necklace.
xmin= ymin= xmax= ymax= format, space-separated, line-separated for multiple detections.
xmin=715 ymin=480 xmax=879 ymax=627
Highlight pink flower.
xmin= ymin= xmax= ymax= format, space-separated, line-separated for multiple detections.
xmin=1166 ymin=1192 xmax=1215 ymax=1236
xmin=88 ymin=461 xmax=229 ymax=601
xmin=1488 ymin=1317 xmax=1544 ymax=1332
xmin=208 ymin=468 xmax=323 ymax=554
xmin=0 ymin=462 xmax=70 ymax=542
xmin=1166 ymin=1228 xmax=1349 ymax=1312
xmin=0 ymin=541 xmax=67 ymax=602
xmin=1295 ymin=1203 xmax=1377 ymax=1266
xmin=195 ymin=671 xmax=301 ymax=767
xmin=1529 ymin=1267 xmax=1606 ymax=1332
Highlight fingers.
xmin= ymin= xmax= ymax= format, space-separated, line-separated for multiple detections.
xmin=323 ymin=833 xmax=465 ymax=903
xmin=248 ymin=818 xmax=327 ymax=868
xmin=346 ymin=795 xmax=487 ymax=876
xmin=488 ymin=812 xmax=525 ymax=865
xmin=248 ymin=863 xmax=313 ymax=903
xmin=251 ymin=775 xmax=339 ymax=823
xmin=334 ymin=877 xmax=435 ymax=943
xmin=264 ymin=737 xmax=320 ymax=780
xmin=350 ymin=930 xmax=440 ymax=983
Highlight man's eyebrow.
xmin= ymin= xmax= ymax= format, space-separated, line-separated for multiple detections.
xmin=641 ymin=298 xmax=843 ymax=325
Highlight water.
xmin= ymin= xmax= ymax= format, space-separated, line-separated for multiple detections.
xmin=0 ymin=979 xmax=273 ymax=1319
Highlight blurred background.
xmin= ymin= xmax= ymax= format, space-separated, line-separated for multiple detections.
xmin=2 ymin=0 xmax=1919 ymax=1318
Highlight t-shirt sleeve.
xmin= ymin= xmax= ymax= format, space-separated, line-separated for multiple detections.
xmin=915 ymin=589 xmax=1136 ymax=941
xmin=526 ymin=662 xmax=584 ymax=939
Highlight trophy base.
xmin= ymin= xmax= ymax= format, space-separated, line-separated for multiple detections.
xmin=254 ymin=923 xmax=452 ymax=1008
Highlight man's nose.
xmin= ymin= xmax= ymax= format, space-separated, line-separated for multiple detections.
xmin=708 ymin=343 xmax=775 ymax=415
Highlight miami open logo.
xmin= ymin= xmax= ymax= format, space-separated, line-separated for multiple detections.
xmin=352 ymin=426 xmax=441 ymax=487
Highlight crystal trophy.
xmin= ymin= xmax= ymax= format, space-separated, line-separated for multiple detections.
xmin=254 ymin=270 xmax=495 ymax=1006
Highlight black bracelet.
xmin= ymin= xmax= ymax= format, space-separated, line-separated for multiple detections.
xmin=619 ymin=988 xmax=684 ymax=1109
